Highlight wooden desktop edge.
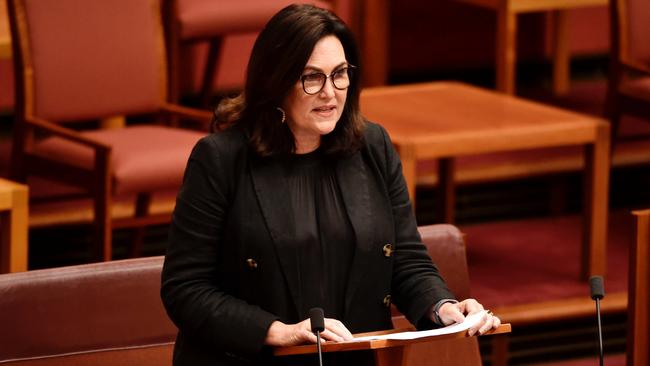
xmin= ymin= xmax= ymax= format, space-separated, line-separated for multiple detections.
xmin=273 ymin=323 xmax=511 ymax=356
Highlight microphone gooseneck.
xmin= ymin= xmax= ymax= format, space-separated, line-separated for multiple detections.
xmin=309 ymin=307 xmax=325 ymax=366
xmin=589 ymin=275 xmax=605 ymax=366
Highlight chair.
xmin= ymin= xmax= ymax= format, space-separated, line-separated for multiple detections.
xmin=391 ymin=224 xmax=483 ymax=366
xmin=7 ymin=0 xmax=211 ymax=261
xmin=628 ymin=209 xmax=650 ymax=366
xmin=608 ymin=0 xmax=650 ymax=144
xmin=0 ymin=256 xmax=176 ymax=365
xmin=163 ymin=0 xmax=353 ymax=106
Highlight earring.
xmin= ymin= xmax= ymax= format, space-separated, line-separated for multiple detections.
xmin=276 ymin=107 xmax=286 ymax=124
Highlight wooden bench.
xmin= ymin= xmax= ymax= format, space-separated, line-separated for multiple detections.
xmin=0 ymin=256 xmax=176 ymax=365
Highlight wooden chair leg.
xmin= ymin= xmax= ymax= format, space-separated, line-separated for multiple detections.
xmin=94 ymin=152 xmax=112 ymax=261
xmin=491 ymin=334 xmax=510 ymax=366
xmin=199 ymin=37 xmax=223 ymax=108
xmin=609 ymin=107 xmax=622 ymax=155
xmin=495 ymin=5 xmax=517 ymax=94
xmin=130 ymin=193 xmax=152 ymax=258
xmin=604 ymin=75 xmax=621 ymax=155
xmin=94 ymin=186 xmax=112 ymax=262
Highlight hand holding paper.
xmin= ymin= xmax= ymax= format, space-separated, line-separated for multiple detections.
xmin=437 ymin=299 xmax=501 ymax=335
xmin=353 ymin=310 xmax=490 ymax=342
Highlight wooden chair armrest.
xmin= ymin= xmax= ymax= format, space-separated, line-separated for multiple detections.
xmin=622 ymin=59 xmax=650 ymax=76
xmin=25 ymin=116 xmax=111 ymax=152
xmin=160 ymin=103 xmax=213 ymax=129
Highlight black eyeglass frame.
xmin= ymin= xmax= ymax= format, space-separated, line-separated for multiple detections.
xmin=300 ymin=64 xmax=357 ymax=95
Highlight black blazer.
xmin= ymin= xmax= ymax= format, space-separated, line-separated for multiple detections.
xmin=161 ymin=122 xmax=454 ymax=366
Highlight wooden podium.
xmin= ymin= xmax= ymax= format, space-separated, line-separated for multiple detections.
xmin=274 ymin=324 xmax=511 ymax=366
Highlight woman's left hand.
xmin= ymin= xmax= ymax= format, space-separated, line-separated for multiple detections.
xmin=436 ymin=299 xmax=501 ymax=336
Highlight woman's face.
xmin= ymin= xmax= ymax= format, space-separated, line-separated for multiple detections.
xmin=283 ymin=35 xmax=349 ymax=153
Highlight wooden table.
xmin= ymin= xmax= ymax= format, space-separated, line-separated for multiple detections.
xmin=275 ymin=324 xmax=511 ymax=366
xmin=454 ymin=0 xmax=608 ymax=95
xmin=360 ymin=82 xmax=610 ymax=280
xmin=0 ymin=178 xmax=28 ymax=273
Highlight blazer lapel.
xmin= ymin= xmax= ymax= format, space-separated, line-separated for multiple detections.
xmin=249 ymin=156 xmax=302 ymax=317
xmin=335 ymin=151 xmax=373 ymax=317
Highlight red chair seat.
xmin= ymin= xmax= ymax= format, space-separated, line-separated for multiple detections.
xmin=33 ymin=126 xmax=205 ymax=195
xmin=177 ymin=0 xmax=331 ymax=39
xmin=619 ymin=76 xmax=650 ymax=101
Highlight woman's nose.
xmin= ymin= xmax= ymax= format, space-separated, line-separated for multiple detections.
xmin=319 ymin=78 xmax=336 ymax=98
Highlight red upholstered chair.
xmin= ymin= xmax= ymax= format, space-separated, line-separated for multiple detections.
xmin=163 ymin=0 xmax=354 ymax=106
xmin=7 ymin=0 xmax=211 ymax=261
xmin=392 ymin=224 xmax=483 ymax=366
xmin=608 ymin=0 xmax=650 ymax=144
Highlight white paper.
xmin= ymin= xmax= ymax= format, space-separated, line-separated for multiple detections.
xmin=352 ymin=310 xmax=488 ymax=342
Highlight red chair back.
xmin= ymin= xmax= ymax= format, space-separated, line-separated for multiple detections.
xmin=399 ymin=224 xmax=481 ymax=366
xmin=10 ymin=0 xmax=166 ymax=122
xmin=615 ymin=0 xmax=650 ymax=63
xmin=625 ymin=0 xmax=650 ymax=62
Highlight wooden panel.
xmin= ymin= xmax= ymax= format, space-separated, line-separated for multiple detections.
xmin=628 ymin=209 xmax=650 ymax=366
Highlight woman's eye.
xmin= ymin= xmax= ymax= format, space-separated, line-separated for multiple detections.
xmin=333 ymin=69 xmax=347 ymax=79
xmin=303 ymin=73 xmax=323 ymax=82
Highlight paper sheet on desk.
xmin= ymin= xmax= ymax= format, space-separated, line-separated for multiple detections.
xmin=353 ymin=310 xmax=488 ymax=341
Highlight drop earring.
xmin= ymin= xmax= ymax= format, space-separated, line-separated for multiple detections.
xmin=276 ymin=107 xmax=286 ymax=124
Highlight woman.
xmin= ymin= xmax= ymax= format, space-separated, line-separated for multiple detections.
xmin=161 ymin=4 xmax=500 ymax=366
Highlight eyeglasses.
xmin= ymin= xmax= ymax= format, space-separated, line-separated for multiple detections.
xmin=300 ymin=65 xmax=356 ymax=95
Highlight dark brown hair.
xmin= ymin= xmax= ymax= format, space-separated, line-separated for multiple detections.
xmin=214 ymin=4 xmax=365 ymax=157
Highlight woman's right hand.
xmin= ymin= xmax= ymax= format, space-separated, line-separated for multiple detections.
xmin=264 ymin=318 xmax=353 ymax=346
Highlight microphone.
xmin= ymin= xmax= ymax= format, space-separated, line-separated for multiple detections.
xmin=309 ymin=307 xmax=325 ymax=366
xmin=589 ymin=275 xmax=605 ymax=366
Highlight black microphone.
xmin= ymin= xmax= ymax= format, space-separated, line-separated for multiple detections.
xmin=589 ymin=275 xmax=605 ymax=366
xmin=309 ymin=307 xmax=325 ymax=366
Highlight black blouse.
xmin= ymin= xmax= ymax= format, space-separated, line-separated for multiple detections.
xmin=287 ymin=149 xmax=355 ymax=320
xmin=282 ymin=150 xmax=373 ymax=366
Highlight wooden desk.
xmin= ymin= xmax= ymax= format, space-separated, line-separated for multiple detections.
xmin=360 ymin=82 xmax=610 ymax=280
xmin=275 ymin=323 xmax=512 ymax=366
xmin=0 ymin=178 xmax=28 ymax=273
xmin=454 ymin=0 xmax=608 ymax=95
